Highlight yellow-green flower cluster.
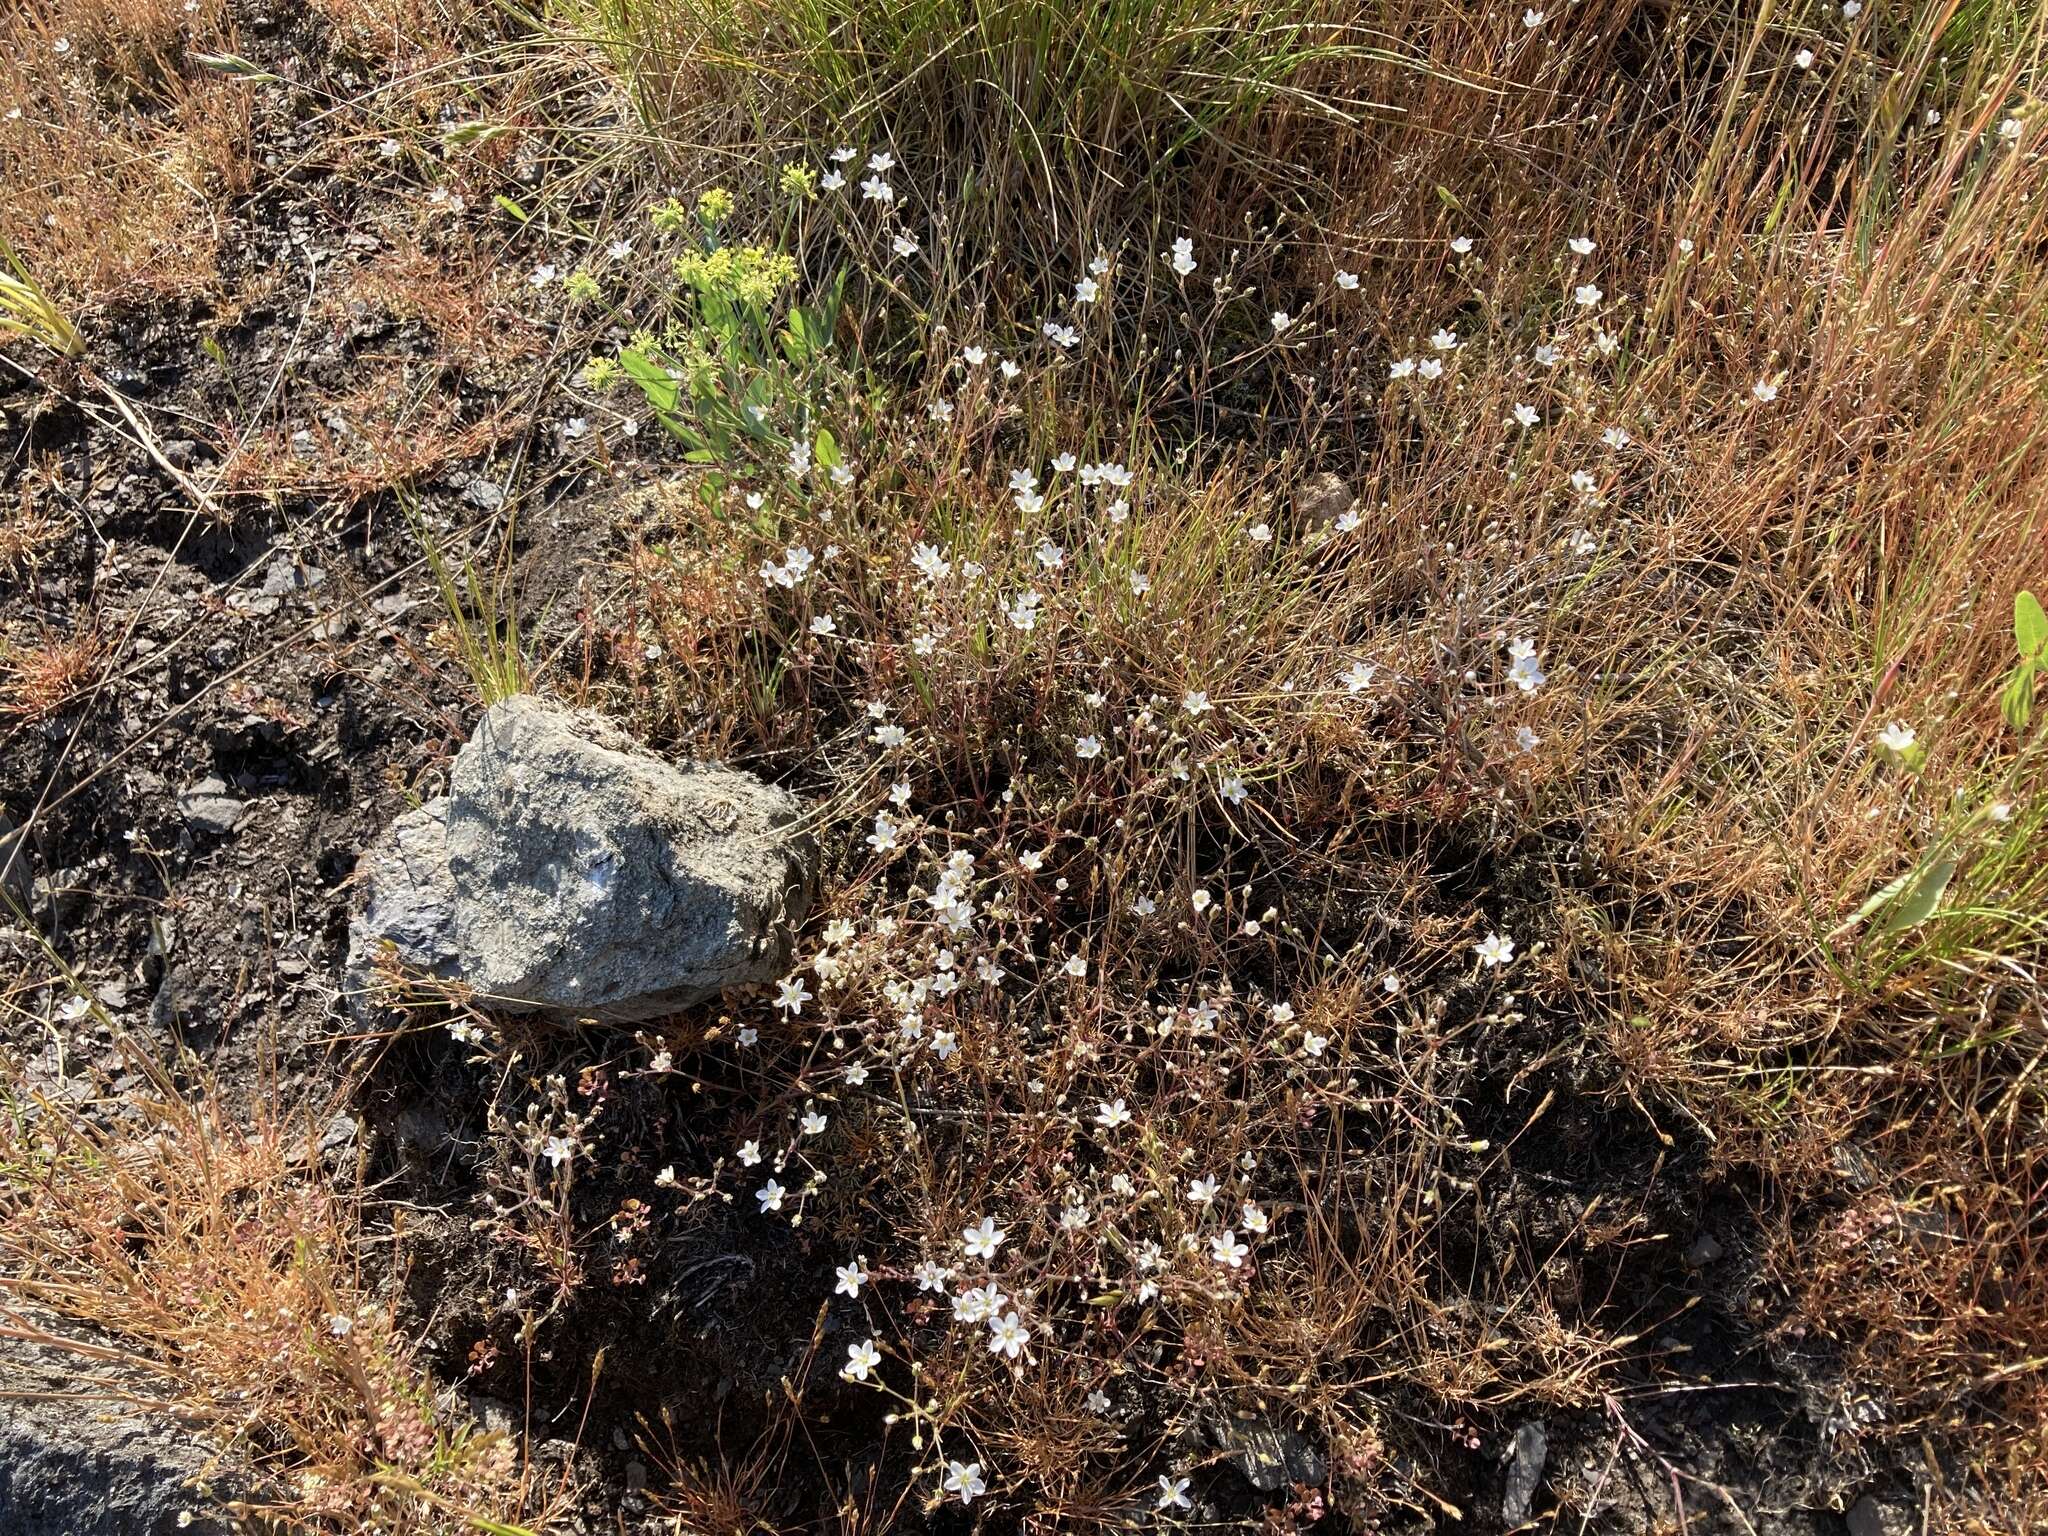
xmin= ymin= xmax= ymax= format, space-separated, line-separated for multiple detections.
xmin=672 ymin=245 xmax=798 ymax=308
xmin=778 ymin=162 xmax=817 ymax=201
xmin=696 ymin=187 xmax=735 ymax=225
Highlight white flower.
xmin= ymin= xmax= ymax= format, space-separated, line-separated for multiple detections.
xmin=1241 ymin=1203 xmax=1270 ymax=1234
xmin=987 ymin=1311 xmax=1029 ymax=1358
xmin=1074 ymin=276 xmax=1099 ymax=304
xmin=1219 ymin=774 xmax=1249 ymax=805
xmin=1515 ymin=724 xmax=1541 ymax=753
xmin=1246 ymin=522 xmax=1272 ymax=545
xmin=756 ymin=1179 xmax=787 ymax=1212
xmin=914 ymin=1260 xmax=953 ymax=1291
xmin=1752 ymin=378 xmax=1779 ymax=403
xmin=866 ymin=151 xmax=895 ymax=173
xmin=1602 ymin=425 xmax=1632 ymax=448
xmin=1506 ymin=637 xmax=1546 ymax=693
xmin=835 ymin=1261 xmax=867 ymax=1297
xmin=1475 ymin=932 xmax=1516 ymax=968
xmin=1841 ymin=0 xmax=1861 ymax=14
xmin=1062 ymin=954 xmax=1087 ymax=979
xmin=775 ymin=976 xmax=812 ymax=1015
xmin=540 ymin=1134 xmax=575 ymax=1168
xmin=1035 ymin=539 xmax=1065 ymax=570
xmin=1191 ymin=887 xmax=1213 ymax=915
xmin=1167 ymin=236 xmax=1197 ymax=276
xmin=1522 ymin=7 xmax=1544 ymax=25
xmin=1304 ymin=1032 xmax=1330 ymax=1058
xmin=892 ymin=233 xmax=919 ymax=257
xmin=1075 ymin=734 xmax=1103 ymax=760
xmin=1430 ymin=328 xmax=1458 ymax=351
xmin=1270 ymin=310 xmax=1294 ymax=334
xmin=1998 ymin=116 xmax=2023 ymax=143
xmin=820 ymin=169 xmax=845 ymax=191
xmin=1795 ymin=47 xmax=1815 ymax=68
xmin=1043 ymin=321 xmax=1079 ymax=349
xmin=528 ymin=263 xmax=558 ymax=288
xmin=1096 ymin=1099 xmax=1132 ymax=1128
xmin=1186 ymin=1176 xmax=1220 ymax=1205
xmin=1052 ymin=451 xmax=1077 ymax=473
xmin=1513 ymin=403 xmax=1540 ymax=428
xmin=842 ymin=1338 xmax=881 ymax=1380
xmin=327 ymin=1312 xmax=352 ymax=1337
xmin=1335 ymin=269 xmax=1359 ymax=289
xmin=943 ymin=1461 xmax=986 ymax=1506
xmin=1157 ymin=1476 xmax=1193 ymax=1511
xmin=1211 ymin=1230 xmax=1250 ymax=1267
xmin=1419 ymin=357 xmax=1444 ymax=380
xmin=1342 ymin=660 xmax=1377 ymax=693
xmin=809 ymin=614 xmax=837 ymax=637
xmin=1450 ymin=235 xmax=1474 ymax=254
xmin=962 ymin=1215 xmax=1007 ymax=1259
xmin=1129 ymin=570 xmax=1152 ymax=596
xmin=961 ymin=345 xmax=986 ymax=367
xmin=1534 ymin=343 xmax=1561 ymax=368
xmin=859 ymin=176 xmax=894 ymax=203
xmin=801 ymin=1110 xmax=828 ymax=1136
xmin=1574 ymin=283 xmax=1603 ymax=307
xmin=1183 ymin=689 xmax=1212 ymax=716
xmin=1876 ymin=721 xmax=1917 ymax=755
xmin=738 ymin=1139 xmax=762 ymax=1165
xmin=1389 ymin=357 xmax=1417 ymax=380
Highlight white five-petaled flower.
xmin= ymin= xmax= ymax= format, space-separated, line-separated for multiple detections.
xmin=1450 ymin=235 xmax=1474 ymax=254
xmin=1186 ymin=1175 xmax=1220 ymax=1205
xmin=1335 ymin=269 xmax=1359 ymax=290
xmin=1574 ymin=282 xmax=1603 ymax=306
xmin=738 ymin=1138 xmax=762 ymax=1165
xmin=1513 ymin=403 xmax=1540 ymax=428
xmin=1475 ymin=931 xmax=1516 ymax=968
xmin=1211 ymin=1230 xmax=1250 ymax=1267
xmin=1096 ymin=1098 xmax=1132 ymax=1128
xmin=987 ymin=1311 xmax=1029 ymax=1358
xmin=1183 ymin=689 xmax=1212 ymax=716
xmin=1270 ymin=311 xmax=1293 ymax=333
xmin=1074 ymin=276 xmax=1099 ymax=304
xmin=842 ymin=1338 xmax=881 ymax=1380
xmin=1075 ymin=734 xmax=1103 ymax=760
xmin=756 ymin=1179 xmax=787 ymax=1212
xmin=1506 ymin=637 xmax=1547 ymax=693
xmin=962 ymin=1215 xmax=1007 ymax=1259
xmin=1157 ymin=1475 xmax=1193 ymax=1511
xmin=801 ymin=1110 xmax=828 ymax=1136
xmin=943 ymin=1461 xmax=987 ymax=1506
xmin=835 ymin=1261 xmax=867 ymax=1297
xmin=775 ymin=975 xmax=812 ymax=1015
xmin=1167 ymin=236 xmax=1197 ymax=277
xmin=1876 ymin=721 xmax=1918 ymax=755
xmin=1752 ymin=378 xmax=1779 ymax=403
xmin=1430 ymin=327 xmax=1458 ymax=351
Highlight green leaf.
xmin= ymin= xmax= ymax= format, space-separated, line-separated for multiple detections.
xmin=2000 ymin=662 xmax=2035 ymax=732
xmin=619 ymin=347 xmax=679 ymax=414
xmin=1870 ymin=853 xmax=1959 ymax=939
xmin=2017 ymin=590 xmax=2047 ymax=659
xmin=813 ymin=427 xmax=841 ymax=469
xmin=493 ymin=194 xmax=530 ymax=224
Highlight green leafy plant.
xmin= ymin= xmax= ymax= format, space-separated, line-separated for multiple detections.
xmin=2000 ymin=589 xmax=2045 ymax=730
xmin=612 ymin=193 xmax=847 ymax=508
xmin=0 ymin=233 xmax=83 ymax=359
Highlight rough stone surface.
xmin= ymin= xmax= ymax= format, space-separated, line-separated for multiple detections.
xmin=177 ymin=777 xmax=247 ymax=836
xmin=1502 ymin=1419 xmax=1549 ymax=1526
xmin=1293 ymin=471 xmax=1355 ymax=531
xmin=1209 ymin=1415 xmax=1326 ymax=1492
xmin=347 ymin=695 xmax=814 ymax=1021
xmin=0 ymin=1321 xmax=243 ymax=1534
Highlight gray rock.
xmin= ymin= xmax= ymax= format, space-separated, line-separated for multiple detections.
xmin=346 ymin=798 xmax=461 ymax=1006
xmin=1209 ymin=1415 xmax=1326 ymax=1492
xmin=348 ymin=695 xmax=814 ymax=1022
xmin=1294 ymin=471 xmax=1355 ymax=531
xmin=1502 ymin=1420 xmax=1548 ymax=1526
xmin=1683 ymin=1231 xmax=1725 ymax=1268
xmin=1846 ymin=1494 xmax=1912 ymax=1536
xmin=0 ymin=1316 xmax=245 ymax=1534
xmin=177 ymin=779 xmax=247 ymax=837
